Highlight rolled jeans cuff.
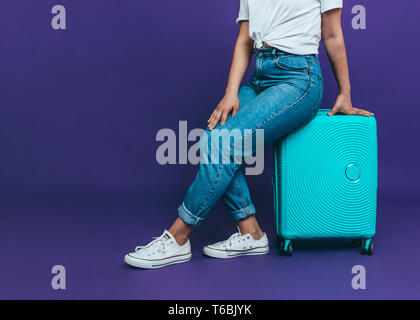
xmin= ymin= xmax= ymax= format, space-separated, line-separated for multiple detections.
xmin=178 ymin=202 xmax=206 ymax=227
xmin=230 ymin=204 xmax=256 ymax=222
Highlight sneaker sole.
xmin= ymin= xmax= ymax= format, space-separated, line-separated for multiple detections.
xmin=124 ymin=253 xmax=192 ymax=269
xmin=203 ymin=246 xmax=269 ymax=259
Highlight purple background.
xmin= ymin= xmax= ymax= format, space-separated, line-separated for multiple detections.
xmin=1 ymin=0 xmax=419 ymax=299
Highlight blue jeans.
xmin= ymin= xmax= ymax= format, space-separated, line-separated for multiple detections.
xmin=178 ymin=47 xmax=324 ymax=226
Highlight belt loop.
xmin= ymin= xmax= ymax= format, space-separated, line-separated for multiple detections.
xmin=271 ymin=48 xmax=276 ymax=58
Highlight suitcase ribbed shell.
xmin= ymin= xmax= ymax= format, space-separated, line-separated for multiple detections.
xmin=273 ymin=109 xmax=377 ymax=240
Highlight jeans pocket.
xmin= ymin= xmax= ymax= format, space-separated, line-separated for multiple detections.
xmin=275 ymin=56 xmax=310 ymax=72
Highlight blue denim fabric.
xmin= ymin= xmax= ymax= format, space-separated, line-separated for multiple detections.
xmin=178 ymin=47 xmax=324 ymax=226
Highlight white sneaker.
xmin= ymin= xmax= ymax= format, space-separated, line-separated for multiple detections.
xmin=124 ymin=230 xmax=191 ymax=269
xmin=203 ymin=229 xmax=269 ymax=259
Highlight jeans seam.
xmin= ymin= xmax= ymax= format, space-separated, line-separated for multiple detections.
xmin=196 ymin=163 xmax=225 ymax=216
xmin=308 ymin=58 xmax=322 ymax=112
xmin=233 ymin=175 xmax=247 ymax=210
xmin=314 ymin=75 xmax=323 ymax=112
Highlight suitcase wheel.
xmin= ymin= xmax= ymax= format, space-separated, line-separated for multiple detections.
xmin=361 ymin=239 xmax=373 ymax=256
xmin=280 ymin=240 xmax=293 ymax=257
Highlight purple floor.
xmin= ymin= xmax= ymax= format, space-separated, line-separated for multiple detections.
xmin=1 ymin=189 xmax=419 ymax=300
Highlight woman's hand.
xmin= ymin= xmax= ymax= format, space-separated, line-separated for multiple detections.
xmin=207 ymin=93 xmax=240 ymax=130
xmin=328 ymin=94 xmax=374 ymax=117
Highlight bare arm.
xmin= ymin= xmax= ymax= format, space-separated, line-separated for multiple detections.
xmin=208 ymin=22 xmax=254 ymax=130
xmin=322 ymin=9 xmax=373 ymax=117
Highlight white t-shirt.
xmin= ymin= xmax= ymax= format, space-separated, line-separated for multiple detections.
xmin=237 ymin=0 xmax=343 ymax=55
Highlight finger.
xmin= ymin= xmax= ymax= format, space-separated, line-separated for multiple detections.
xmin=208 ymin=113 xmax=215 ymax=124
xmin=357 ymin=109 xmax=373 ymax=117
xmin=209 ymin=117 xmax=219 ymax=130
xmin=207 ymin=110 xmax=216 ymax=123
xmin=360 ymin=108 xmax=374 ymax=116
xmin=209 ymin=110 xmax=221 ymax=130
xmin=208 ymin=110 xmax=218 ymax=127
xmin=220 ymin=111 xmax=229 ymax=126
xmin=348 ymin=107 xmax=359 ymax=115
xmin=350 ymin=107 xmax=361 ymax=115
xmin=327 ymin=106 xmax=338 ymax=116
xmin=232 ymin=105 xmax=239 ymax=117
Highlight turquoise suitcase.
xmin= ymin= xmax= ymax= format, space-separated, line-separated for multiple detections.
xmin=273 ymin=109 xmax=378 ymax=256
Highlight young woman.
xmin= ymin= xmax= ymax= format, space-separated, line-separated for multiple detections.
xmin=124 ymin=0 xmax=373 ymax=269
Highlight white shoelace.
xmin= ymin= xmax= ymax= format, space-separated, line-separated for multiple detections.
xmin=226 ymin=232 xmax=242 ymax=247
xmin=135 ymin=234 xmax=169 ymax=254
